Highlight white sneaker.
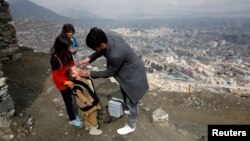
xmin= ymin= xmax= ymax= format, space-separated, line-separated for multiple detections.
xmin=124 ymin=110 xmax=131 ymax=115
xmin=89 ymin=126 xmax=102 ymax=135
xmin=117 ymin=125 xmax=135 ymax=135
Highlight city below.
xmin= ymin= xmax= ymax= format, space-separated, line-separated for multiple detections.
xmin=14 ymin=17 xmax=250 ymax=97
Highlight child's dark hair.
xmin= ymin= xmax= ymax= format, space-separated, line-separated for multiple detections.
xmin=66 ymin=67 xmax=76 ymax=81
xmin=61 ymin=23 xmax=75 ymax=34
xmin=86 ymin=27 xmax=107 ymax=50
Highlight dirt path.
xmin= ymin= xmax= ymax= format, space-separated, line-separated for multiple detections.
xmin=3 ymin=48 xmax=250 ymax=141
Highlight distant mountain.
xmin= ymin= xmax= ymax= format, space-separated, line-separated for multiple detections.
xmin=58 ymin=8 xmax=102 ymax=21
xmin=57 ymin=8 xmax=116 ymax=27
xmin=8 ymin=0 xmax=73 ymax=22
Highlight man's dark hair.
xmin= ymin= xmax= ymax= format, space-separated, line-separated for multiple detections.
xmin=61 ymin=23 xmax=75 ymax=34
xmin=86 ymin=27 xmax=107 ymax=49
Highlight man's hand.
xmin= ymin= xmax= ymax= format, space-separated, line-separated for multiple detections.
xmin=64 ymin=81 xmax=74 ymax=88
xmin=78 ymin=58 xmax=90 ymax=67
xmin=78 ymin=69 xmax=90 ymax=77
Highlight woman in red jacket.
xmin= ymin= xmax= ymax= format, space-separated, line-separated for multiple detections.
xmin=50 ymin=26 xmax=81 ymax=127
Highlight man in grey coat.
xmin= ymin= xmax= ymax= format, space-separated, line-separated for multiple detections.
xmin=78 ymin=27 xmax=149 ymax=135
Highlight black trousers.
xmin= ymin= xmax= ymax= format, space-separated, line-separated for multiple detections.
xmin=60 ymin=87 xmax=76 ymax=121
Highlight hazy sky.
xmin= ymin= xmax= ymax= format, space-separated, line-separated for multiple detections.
xmin=29 ymin=0 xmax=250 ymax=18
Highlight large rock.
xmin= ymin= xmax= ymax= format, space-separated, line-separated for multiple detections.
xmin=151 ymin=108 xmax=169 ymax=123
xmin=0 ymin=2 xmax=17 ymax=139
xmin=0 ymin=96 xmax=14 ymax=115
xmin=0 ymin=5 xmax=8 ymax=12
xmin=0 ymin=41 xmax=8 ymax=48
xmin=0 ymin=12 xmax=12 ymax=23
xmin=2 ymin=27 xmax=15 ymax=37
xmin=0 ymin=45 xmax=19 ymax=56
xmin=1 ymin=1 xmax=9 ymax=9
xmin=0 ymin=77 xmax=6 ymax=87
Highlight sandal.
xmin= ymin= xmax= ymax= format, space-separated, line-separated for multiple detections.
xmin=68 ymin=120 xmax=82 ymax=127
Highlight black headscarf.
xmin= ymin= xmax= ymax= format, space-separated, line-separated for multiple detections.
xmin=52 ymin=33 xmax=70 ymax=55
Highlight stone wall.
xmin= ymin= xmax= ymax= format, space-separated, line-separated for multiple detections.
xmin=0 ymin=0 xmax=19 ymax=125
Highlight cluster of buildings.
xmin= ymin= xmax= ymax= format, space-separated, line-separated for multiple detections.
xmin=13 ymin=19 xmax=250 ymax=95
xmin=111 ymin=26 xmax=250 ymax=95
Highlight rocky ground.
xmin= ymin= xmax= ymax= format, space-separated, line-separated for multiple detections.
xmin=1 ymin=48 xmax=250 ymax=141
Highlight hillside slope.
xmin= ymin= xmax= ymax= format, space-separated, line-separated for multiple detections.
xmin=2 ymin=48 xmax=250 ymax=141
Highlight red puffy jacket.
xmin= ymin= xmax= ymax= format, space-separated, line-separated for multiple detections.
xmin=50 ymin=51 xmax=75 ymax=90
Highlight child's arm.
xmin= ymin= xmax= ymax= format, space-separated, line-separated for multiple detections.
xmin=74 ymin=37 xmax=79 ymax=48
xmin=76 ymin=90 xmax=92 ymax=106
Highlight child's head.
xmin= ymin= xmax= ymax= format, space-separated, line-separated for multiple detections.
xmin=66 ymin=65 xmax=80 ymax=81
xmin=61 ymin=23 xmax=75 ymax=38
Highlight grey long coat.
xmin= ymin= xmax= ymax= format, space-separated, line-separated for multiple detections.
xmin=89 ymin=32 xmax=149 ymax=104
